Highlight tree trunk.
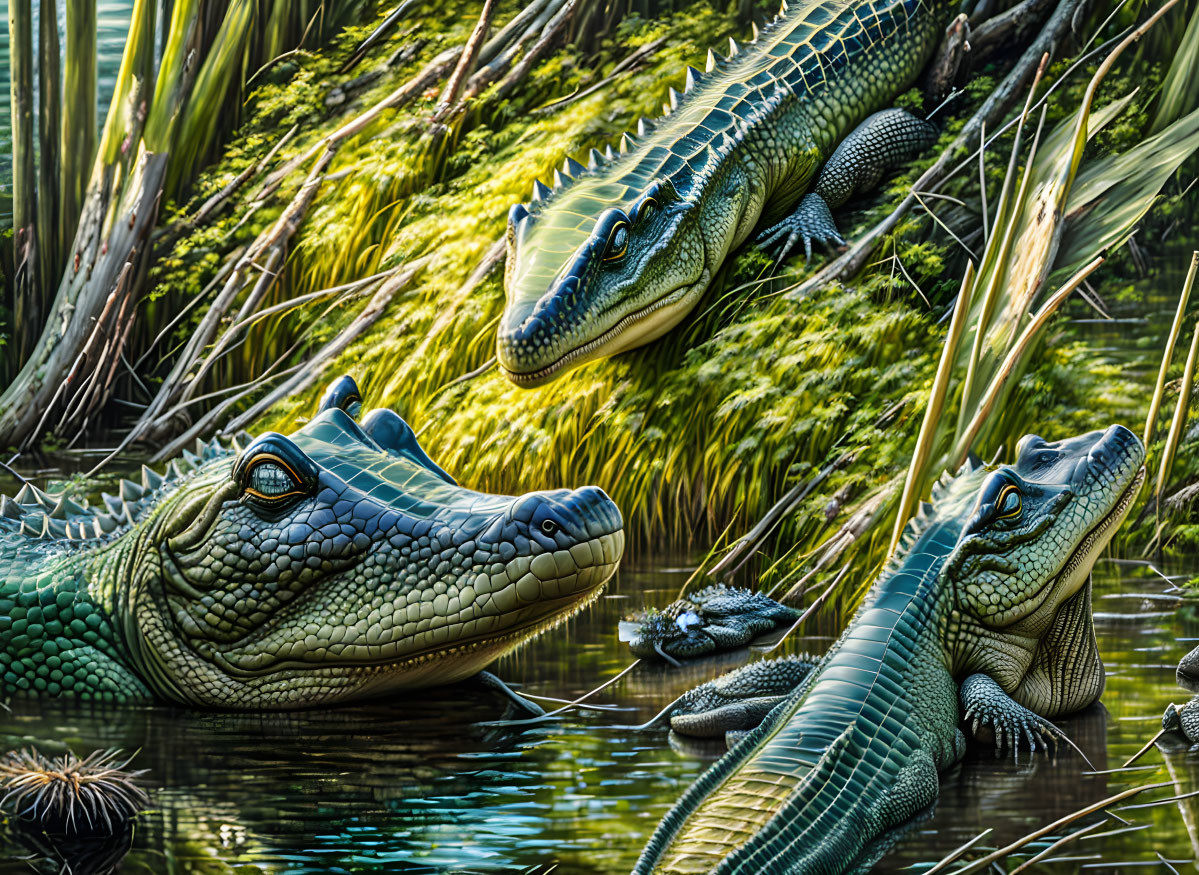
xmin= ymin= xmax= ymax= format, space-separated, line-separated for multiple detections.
xmin=9 ymin=0 xmax=38 ymax=364
xmin=38 ymin=0 xmax=63 ymax=291
xmin=61 ymin=0 xmax=97 ymax=258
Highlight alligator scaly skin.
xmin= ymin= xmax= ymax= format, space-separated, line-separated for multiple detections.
xmin=635 ymin=426 xmax=1146 ymax=874
xmin=0 ymin=377 xmax=625 ymax=707
xmin=499 ymin=0 xmax=953 ymax=385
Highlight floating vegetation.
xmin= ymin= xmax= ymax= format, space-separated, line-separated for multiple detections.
xmin=0 ymin=747 xmax=148 ymax=835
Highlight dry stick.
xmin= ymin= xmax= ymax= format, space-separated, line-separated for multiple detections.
xmin=890 ymin=262 xmax=976 ymax=555
xmin=950 ymin=782 xmax=1172 ymax=874
xmin=1122 ymin=727 xmax=1171 ymax=768
xmin=1008 ymin=821 xmax=1106 ymax=874
xmin=532 ymin=36 xmax=667 ymax=115
xmin=781 ymin=0 xmax=1082 ymax=305
xmin=923 ymin=829 xmax=993 ymax=875
xmin=438 ymin=0 xmax=496 ymax=111
xmin=766 ymin=561 xmax=853 ymax=651
xmin=949 ymin=255 xmax=1105 ymax=470
xmin=1146 ymin=251 xmax=1199 ymax=446
xmin=479 ymin=659 xmax=642 ymax=726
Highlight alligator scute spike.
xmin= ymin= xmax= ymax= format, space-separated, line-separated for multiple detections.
xmin=95 ymin=515 xmax=117 ymax=536
xmin=728 ymin=37 xmax=740 ymax=56
xmin=21 ymin=514 xmax=46 ymax=538
xmin=15 ymin=483 xmax=54 ymax=510
xmin=637 ymin=117 xmax=648 ymax=137
xmin=662 ymin=102 xmax=672 ymax=116
xmin=119 ymin=479 xmax=144 ymax=502
xmin=47 ymin=518 xmax=68 ymax=540
xmin=141 ymin=465 xmax=164 ymax=492
xmin=181 ymin=450 xmax=202 ymax=469
xmin=121 ymin=501 xmax=137 ymax=525
xmin=588 ymin=148 xmax=604 ymax=169
xmin=685 ymin=67 xmax=701 ymax=91
xmin=48 ymin=495 xmax=86 ymax=520
xmin=706 ymin=48 xmax=718 ymax=72
xmin=604 ymin=144 xmax=616 ymax=161
xmin=669 ymin=87 xmax=682 ymax=111
xmin=102 ymin=493 xmax=122 ymax=516
xmin=620 ymin=133 xmax=634 ymax=153
xmin=553 ymin=168 xmax=569 ymax=188
xmin=531 ymin=179 xmax=552 ymax=201
xmin=164 ymin=460 xmax=183 ymax=481
xmin=205 ymin=437 xmax=224 ymax=459
xmin=751 ymin=21 xmax=760 ymax=41
xmin=565 ymin=157 xmax=586 ymax=177
xmin=0 ymin=496 xmax=23 ymax=519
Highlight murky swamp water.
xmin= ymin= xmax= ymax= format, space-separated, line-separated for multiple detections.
xmin=0 ymin=555 xmax=1197 ymax=873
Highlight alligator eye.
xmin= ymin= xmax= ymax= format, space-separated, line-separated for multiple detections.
xmin=604 ymin=223 xmax=629 ymax=262
xmin=540 ymin=519 xmax=559 ymax=535
xmin=242 ymin=456 xmax=307 ymax=508
xmin=996 ymin=484 xmax=1021 ymax=519
xmin=635 ymin=197 xmax=657 ymax=225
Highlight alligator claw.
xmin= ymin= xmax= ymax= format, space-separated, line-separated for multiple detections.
xmin=960 ymin=673 xmax=1082 ymax=764
xmin=756 ymin=192 xmax=845 ymax=266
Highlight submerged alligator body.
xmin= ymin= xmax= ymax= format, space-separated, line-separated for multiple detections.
xmin=0 ymin=377 xmax=624 ymax=708
xmin=635 ymin=426 xmax=1145 ymax=874
xmin=499 ymin=0 xmax=951 ymax=385
xmin=1164 ymin=645 xmax=1199 ymax=743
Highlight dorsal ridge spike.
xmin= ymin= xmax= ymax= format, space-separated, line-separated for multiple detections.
xmin=668 ymin=87 xmax=681 ymax=111
xmin=620 ymin=133 xmax=635 ymax=153
xmin=728 ymin=37 xmax=740 ymax=57
xmin=637 ymin=117 xmax=648 ymax=137
xmin=565 ymin=156 xmax=586 ymax=177
xmin=588 ymin=147 xmax=604 ymax=169
xmin=552 ymin=168 xmax=569 ymax=188
xmin=706 ymin=48 xmax=718 ymax=72
xmin=604 ymin=144 xmax=616 ymax=160
xmin=532 ymin=179 xmax=551 ymax=201
xmin=685 ymin=66 xmax=701 ymax=91
xmin=751 ymin=21 xmax=760 ymax=41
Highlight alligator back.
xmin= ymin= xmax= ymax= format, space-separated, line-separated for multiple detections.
xmin=635 ymin=470 xmax=984 ymax=874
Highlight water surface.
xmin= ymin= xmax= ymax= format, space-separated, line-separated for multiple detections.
xmin=1 ymin=557 xmax=1196 ymax=873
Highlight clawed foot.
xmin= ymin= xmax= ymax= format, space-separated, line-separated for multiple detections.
xmin=756 ymin=193 xmax=846 ymax=265
xmin=964 ymin=697 xmax=1067 ymax=760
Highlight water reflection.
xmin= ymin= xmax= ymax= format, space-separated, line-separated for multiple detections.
xmin=0 ymin=559 xmax=1196 ymax=873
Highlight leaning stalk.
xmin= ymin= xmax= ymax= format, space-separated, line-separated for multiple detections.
xmin=60 ymin=0 xmax=97 ymax=242
xmin=8 ymin=0 xmax=37 ymax=361
xmin=37 ymin=0 xmax=63 ymax=288
xmin=1146 ymin=251 xmax=1198 ymax=446
xmin=1156 ymin=322 xmax=1199 ymax=501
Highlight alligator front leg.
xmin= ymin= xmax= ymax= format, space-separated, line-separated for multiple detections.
xmin=669 ymin=655 xmax=817 ymax=739
xmin=960 ymin=673 xmax=1070 ymax=758
xmin=758 ymin=108 xmax=938 ymax=263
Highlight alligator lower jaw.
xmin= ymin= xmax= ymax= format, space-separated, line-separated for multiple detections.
xmin=1055 ymin=464 xmax=1145 ymax=589
xmin=500 ymin=278 xmax=706 ymax=387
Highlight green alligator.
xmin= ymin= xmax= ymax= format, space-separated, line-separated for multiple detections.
xmin=0 ymin=377 xmax=624 ymax=708
xmin=635 ymin=426 xmax=1145 ymax=874
xmin=1164 ymin=645 xmax=1199 ymax=743
xmin=498 ymin=0 xmax=950 ymax=385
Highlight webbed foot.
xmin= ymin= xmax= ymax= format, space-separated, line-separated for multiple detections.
xmin=960 ymin=673 xmax=1069 ymax=760
xmin=756 ymin=193 xmax=845 ymax=265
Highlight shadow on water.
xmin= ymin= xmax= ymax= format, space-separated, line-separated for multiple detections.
xmin=1 ymin=558 xmax=1198 ymax=873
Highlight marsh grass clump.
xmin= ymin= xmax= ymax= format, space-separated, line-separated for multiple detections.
xmin=0 ymin=748 xmax=148 ymax=835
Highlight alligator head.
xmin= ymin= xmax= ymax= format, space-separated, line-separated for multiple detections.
xmin=64 ymin=377 xmax=625 ymax=708
xmin=499 ymin=165 xmax=712 ymax=386
xmin=945 ymin=425 xmax=1145 ymax=711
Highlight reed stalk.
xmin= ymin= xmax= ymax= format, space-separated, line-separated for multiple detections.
xmin=37 ymin=0 xmax=62 ymax=289
xmin=891 ymin=261 xmax=976 ymax=556
xmin=60 ymin=0 xmax=97 ymax=245
xmin=1145 ymin=251 xmax=1198 ymax=446
xmin=8 ymin=0 xmax=37 ymax=362
xmin=1156 ymin=322 xmax=1199 ymax=501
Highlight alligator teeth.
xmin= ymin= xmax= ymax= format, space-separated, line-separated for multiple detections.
xmin=588 ymin=148 xmax=604 ymax=170
xmin=119 ymin=478 xmax=144 ymax=501
xmin=531 ymin=179 xmax=551 ymax=201
xmin=728 ymin=37 xmax=740 ymax=57
xmin=552 ymin=168 xmax=569 ymax=188
xmin=48 ymin=495 xmax=86 ymax=519
xmin=685 ymin=67 xmax=701 ymax=91
xmin=0 ymin=496 xmax=23 ymax=519
xmin=15 ymin=483 xmax=54 ymax=510
xmin=141 ymin=464 xmax=164 ymax=492
xmin=565 ymin=156 xmax=586 ymax=177
xmin=637 ymin=117 xmax=648 ymax=137
xmin=620 ymin=133 xmax=635 ymax=153
xmin=706 ymin=49 xmax=718 ymax=72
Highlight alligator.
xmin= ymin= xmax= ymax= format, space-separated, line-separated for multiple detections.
xmin=498 ymin=0 xmax=953 ymax=385
xmin=0 ymin=376 xmax=624 ymax=708
xmin=634 ymin=425 xmax=1145 ymax=875
xmin=621 ymin=585 xmax=799 ymax=663
xmin=1163 ymin=644 xmax=1199 ymax=743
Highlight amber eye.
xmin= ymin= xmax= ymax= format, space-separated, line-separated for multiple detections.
xmin=242 ymin=455 xmax=307 ymax=507
xmin=636 ymin=197 xmax=657 ymax=224
xmin=604 ymin=223 xmax=629 ymax=262
xmin=996 ymin=484 xmax=1022 ymax=519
